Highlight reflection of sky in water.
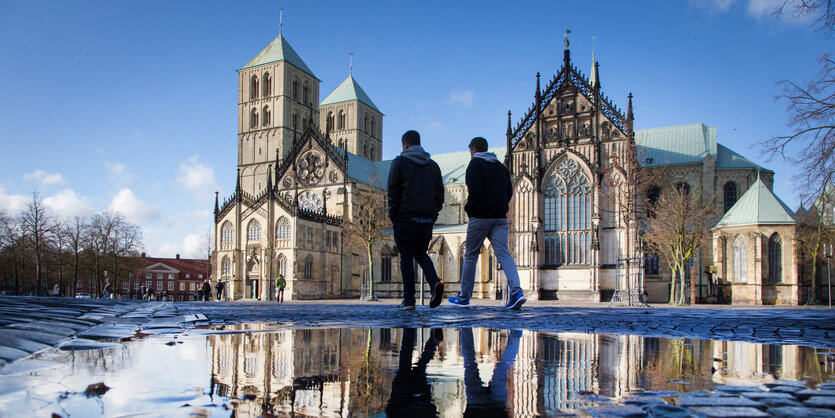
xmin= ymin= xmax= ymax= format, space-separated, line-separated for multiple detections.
xmin=0 ymin=327 xmax=832 ymax=417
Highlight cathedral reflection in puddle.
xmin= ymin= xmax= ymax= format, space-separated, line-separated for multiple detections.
xmin=208 ymin=326 xmax=834 ymax=416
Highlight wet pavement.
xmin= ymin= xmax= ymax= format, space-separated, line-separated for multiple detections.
xmin=0 ymin=295 xmax=834 ymax=416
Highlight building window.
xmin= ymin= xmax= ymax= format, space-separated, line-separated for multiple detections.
xmin=250 ymin=75 xmax=258 ymax=100
xmin=278 ymin=254 xmax=287 ymax=277
xmin=262 ymin=72 xmax=271 ymax=97
xmin=221 ymin=256 xmax=230 ymax=277
xmin=248 ymin=219 xmax=261 ymax=242
xmin=157 ymin=273 xmax=163 ymax=279
xmin=768 ymin=233 xmax=782 ymax=283
xmin=543 ymin=158 xmax=591 ymax=266
xmin=262 ymin=105 xmax=271 ymax=127
xmin=250 ymin=108 xmax=258 ymax=129
xmin=304 ymin=255 xmax=313 ymax=280
xmin=122 ymin=282 xmax=128 ymax=290
xmin=156 ymin=282 xmax=163 ymax=290
xmin=190 ymin=283 xmax=196 ymax=291
xmin=363 ymin=143 xmax=368 ymax=157
xmin=179 ymin=283 xmax=185 ymax=291
xmin=185 ymin=274 xmax=190 ymax=278
xmin=371 ymin=117 xmax=376 ymax=138
xmin=293 ymin=113 xmax=299 ymax=130
xmin=327 ymin=112 xmax=334 ymax=132
xmin=733 ymin=235 xmax=747 ymax=283
xmin=381 ymin=246 xmax=393 ymax=282
xmin=333 ymin=232 xmax=338 ymax=248
xmin=221 ymin=221 xmax=234 ymax=243
xmin=168 ymin=274 xmax=174 ymax=280
xmin=168 ymin=282 xmax=174 ymax=291
xmin=676 ymin=182 xmax=691 ymax=196
xmin=338 ymin=110 xmax=346 ymax=130
xmin=276 ymin=217 xmax=291 ymax=247
xmin=364 ymin=114 xmax=369 ymax=133
xmin=644 ymin=253 xmax=659 ymax=275
xmin=145 ymin=273 xmax=152 ymax=279
xmin=134 ymin=282 xmax=139 ymax=290
xmin=724 ymin=182 xmax=738 ymax=213
xmin=303 ymin=82 xmax=309 ymax=105
xmin=199 ymin=274 xmax=203 ymax=279
xmin=370 ymin=145 xmax=375 ymax=160
xmin=646 ymin=185 xmax=661 ymax=218
xmin=292 ymin=78 xmax=299 ymax=99
xmin=145 ymin=281 xmax=151 ymax=288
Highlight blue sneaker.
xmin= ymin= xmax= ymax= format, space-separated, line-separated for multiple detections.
xmin=505 ymin=292 xmax=526 ymax=310
xmin=448 ymin=296 xmax=470 ymax=306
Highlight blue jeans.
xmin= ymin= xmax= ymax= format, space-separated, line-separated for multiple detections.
xmin=458 ymin=218 xmax=522 ymax=300
xmin=393 ymin=218 xmax=441 ymax=304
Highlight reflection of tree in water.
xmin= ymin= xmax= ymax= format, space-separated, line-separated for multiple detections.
xmin=640 ymin=338 xmax=712 ymax=392
xmin=352 ymin=328 xmax=389 ymax=414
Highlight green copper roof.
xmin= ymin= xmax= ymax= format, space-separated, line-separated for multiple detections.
xmin=346 ymin=152 xmax=391 ymax=186
xmin=321 ymin=75 xmax=381 ymax=113
xmin=715 ymin=177 xmax=797 ymax=228
xmin=433 ymin=147 xmax=507 ymax=185
xmin=241 ymin=34 xmax=317 ymax=79
xmin=636 ymin=123 xmax=717 ymax=167
xmin=716 ymin=144 xmax=768 ymax=171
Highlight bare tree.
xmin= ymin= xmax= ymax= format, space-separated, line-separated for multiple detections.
xmin=796 ymin=192 xmax=835 ymax=303
xmin=64 ymin=216 xmax=87 ymax=297
xmin=86 ymin=211 xmax=119 ymax=296
xmin=195 ymin=230 xmax=214 ymax=281
xmin=20 ymin=192 xmax=58 ymax=296
xmin=774 ymin=0 xmax=835 ymax=39
xmin=53 ymin=218 xmax=69 ymax=296
xmin=345 ymin=181 xmax=390 ymax=300
xmin=643 ymin=183 xmax=717 ymax=305
xmin=110 ymin=216 xmax=143 ymax=295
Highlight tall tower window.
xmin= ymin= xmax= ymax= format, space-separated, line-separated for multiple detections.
xmin=262 ymin=105 xmax=271 ymax=127
xmin=327 ymin=112 xmax=334 ymax=132
xmin=338 ymin=110 xmax=346 ymax=130
xmin=250 ymin=108 xmax=259 ymax=129
xmin=370 ymin=145 xmax=375 ymax=160
xmin=250 ymin=75 xmax=259 ymax=100
xmin=247 ymin=220 xmax=261 ymax=242
xmin=363 ymin=143 xmax=368 ymax=157
xmin=221 ymin=222 xmax=234 ymax=243
xmin=371 ymin=117 xmax=376 ymax=138
xmin=724 ymin=182 xmax=738 ymax=213
xmin=293 ymin=113 xmax=299 ymax=130
xmin=304 ymin=255 xmax=313 ymax=280
xmin=768 ymin=233 xmax=782 ymax=283
xmin=262 ymin=73 xmax=271 ymax=97
xmin=733 ymin=235 xmax=747 ymax=283
xmin=276 ymin=217 xmax=291 ymax=247
xmin=364 ymin=114 xmax=369 ymax=133
xmin=303 ymin=82 xmax=309 ymax=105
xmin=292 ymin=78 xmax=299 ymax=100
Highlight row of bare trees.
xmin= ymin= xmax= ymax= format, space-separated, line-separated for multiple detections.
xmin=0 ymin=192 xmax=144 ymax=297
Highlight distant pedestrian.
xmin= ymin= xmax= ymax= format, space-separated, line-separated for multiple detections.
xmin=202 ymin=280 xmax=211 ymax=302
xmin=448 ymin=137 xmax=526 ymax=310
xmin=103 ymin=282 xmax=112 ymax=299
xmin=275 ymin=274 xmax=286 ymax=303
xmin=163 ymin=290 xmax=168 ymax=301
xmin=197 ymin=289 xmax=203 ymax=301
xmin=52 ymin=284 xmax=60 ymax=297
xmin=140 ymin=285 xmax=146 ymax=300
xmin=387 ymin=130 xmax=445 ymax=311
xmin=215 ymin=281 xmax=224 ymax=301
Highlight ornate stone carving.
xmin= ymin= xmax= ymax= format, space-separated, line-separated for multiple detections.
xmin=328 ymin=170 xmax=339 ymax=183
xmin=297 ymin=150 xmax=326 ymax=186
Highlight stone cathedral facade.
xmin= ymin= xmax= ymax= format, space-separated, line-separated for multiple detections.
xmin=214 ymin=32 xmax=809 ymax=305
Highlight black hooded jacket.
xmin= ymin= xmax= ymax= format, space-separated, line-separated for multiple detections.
xmin=387 ymin=146 xmax=444 ymax=221
xmin=464 ymin=152 xmax=513 ymax=219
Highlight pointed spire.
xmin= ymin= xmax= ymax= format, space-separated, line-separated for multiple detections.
xmin=267 ymin=164 xmax=273 ymax=190
xmin=590 ymin=36 xmax=597 ymax=87
xmin=214 ymin=191 xmax=219 ymax=215
xmin=535 ymin=72 xmax=541 ymax=102
xmin=506 ymin=110 xmax=513 ymax=158
xmin=627 ymin=92 xmax=634 ymax=133
xmin=593 ymin=61 xmax=600 ymax=90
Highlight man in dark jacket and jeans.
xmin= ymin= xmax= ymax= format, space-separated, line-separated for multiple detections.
xmin=387 ymin=130 xmax=445 ymax=310
xmin=449 ymin=137 xmax=526 ymax=309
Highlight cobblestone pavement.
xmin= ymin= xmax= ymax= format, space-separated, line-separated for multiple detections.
xmin=176 ymin=298 xmax=835 ymax=348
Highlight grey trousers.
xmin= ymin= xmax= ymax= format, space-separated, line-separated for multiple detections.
xmin=458 ymin=217 xmax=522 ymax=300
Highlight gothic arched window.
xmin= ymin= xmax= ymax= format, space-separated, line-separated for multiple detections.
xmin=543 ymin=158 xmax=591 ymax=266
xmin=262 ymin=72 xmax=271 ymax=97
xmin=293 ymin=113 xmax=299 ymax=130
xmin=262 ymin=105 xmax=271 ymax=127
xmin=327 ymin=112 xmax=334 ymax=132
xmin=646 ymin=185 xmax=661 ymax=218
xmin=221 ymin=256 xmax=230 ymax=277
xmin=277 ymin=254 xmax=287 ymax=277
xmin=338 ymin=110 xmax=346 ymax=130
xmin=221 ymin=221 xmax=234 ymax=243
xmin=292 ymin=78 xmax=299 ymax=100
xmin=370 ymin=145 xmax=375 ymax=160
xmin=724 ymin=182 xmax=738 ymax=213
xmin=250 ymin=75 xmax=259 ymax=100
xmin=250 ymin=108 xmax=258 ymax=129
xmin=304 ymin=255 xmax=313 ymax=280
xmin=733 ymin=235 xmax=747 ymax=283
xmin=276 ymin=217 xmax=290 ymax=247
xmin=381 ymin=245 xmax=393 ymax=283
xmin=364 ymin=114 xmax=369 ymax=133
xmin=247 ymin=219 xmax=261 ymax=242
xmin=303 ymin=82 xmax=309 ymax=105
xmin=371 ymin=117 xmax=376 ymax=138
xmin=363 ymin=143 xmax=368 ymax=157
xmin=768 ymin=233 xmax=782 ymax=283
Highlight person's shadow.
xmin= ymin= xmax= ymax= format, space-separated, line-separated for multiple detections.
xmin=460 ymin=327 xmax=522 ymax=417
xmin=385 ymin=327 xmax=442 ymax=417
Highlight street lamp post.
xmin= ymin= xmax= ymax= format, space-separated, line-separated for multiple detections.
xmin=827 ymin=244 xmax=833 ymax=308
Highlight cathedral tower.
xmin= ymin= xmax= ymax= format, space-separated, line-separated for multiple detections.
xmin=237 ymin=33 xmax=320 ymax=195
xmin=320 ymin=75 xmax=383 ymax=161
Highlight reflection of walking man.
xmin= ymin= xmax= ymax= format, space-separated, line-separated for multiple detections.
xmin=448 ymin=137 xmax=526 ymax=310
xmin=459 ymin=328 xmax=522 ymax=417
xmin=387 ymin=130 xmax=445 ymax=311
xmin=385 ymin=328 xmax=443 ymax=416
xmin=275 ymin=274 xmax=285 ymax=303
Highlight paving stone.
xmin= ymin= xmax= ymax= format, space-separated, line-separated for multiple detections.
xmin=678 ymin=396 xmax=762 ymax=408
xmin=804 ymin=396 xmax=835 ymax=409
xmin=586 ymin=404 xmax=645 ymax=417
xmin=692 ymin=406 xmax=769 ymax=417
xmin=764 ymin=380 xmax=808 ymax=388
xmin=0 ymin=346 xmax=31 ymax=363
xmin=817 ymin=382 xmax=835 ymax=390
xmin=59 ymin=340 xmax=123 ymax=351
xmin=0 ymin=333 xmax=50 ymax=354
xmin=767 ymin=385 xmax=804 ymax=395
xmin=715 ymin=385 xmax=764 ymax=394
xmin=76 ymin=324 xmax=138 ymax=340
xmin=0 ymin=329 xmax=69 ymax=346
xmin=797 ymin=389 xmax=835 ymax=400
xmin=767 ymin=406 xmax=835 ymax=417
xmin=761 ymin=398 xmax=803 ymax=408
xmin=644 ymin=404 xmax=690 ymax=417
xmin=739 ymin=391 xmax=794 ymax=400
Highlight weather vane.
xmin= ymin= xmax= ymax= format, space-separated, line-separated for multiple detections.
xmin=564 ymin=28 xmax=572 ymax=48
xmin=279 ymin=8 xmax=284 ymax=35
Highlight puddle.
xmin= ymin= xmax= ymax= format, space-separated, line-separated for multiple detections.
xmin=0 ymin=326 xmax=832 ymax=416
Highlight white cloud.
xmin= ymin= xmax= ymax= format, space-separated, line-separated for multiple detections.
xmin=183 ymin=233 xmax=201 ymax=257
xmin=448 ymin=89 xmax=475 ymax=107
xmin=0 ymin=187 xmax=28 ymax=215
xmin=177 ymin=154 xmax=217 ymax=200
xmin=108 ymin=188 xmax=160 ymax=224
xmin=106 ymin=162 xmax=134 ymax=184
xmin=42 ymin=189 xmax=95 ymax=219
xmin=24 ymin=170 xmax=65 ymax=186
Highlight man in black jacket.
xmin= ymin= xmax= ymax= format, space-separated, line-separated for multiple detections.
xmin=448 ymin=137 xmax=526 ymax=309
xmin=387 ymin=130 xmax=445 ymax=310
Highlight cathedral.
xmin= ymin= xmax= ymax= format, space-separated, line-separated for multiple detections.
xmin=213 ymin=31 xmax=810 ymax=305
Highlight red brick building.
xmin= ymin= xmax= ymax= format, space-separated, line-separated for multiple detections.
xmin=119 ymin=254 xmax=209 ymax=301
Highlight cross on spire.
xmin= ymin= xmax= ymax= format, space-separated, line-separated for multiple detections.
xmin=349 ymin=52 xmax=353 ymax=76
xmin=279 ymin=8 xmax=283 ymax=35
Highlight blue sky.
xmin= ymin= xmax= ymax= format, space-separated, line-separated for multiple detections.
xmin=0 ymin=0 xmax=830 ymax=257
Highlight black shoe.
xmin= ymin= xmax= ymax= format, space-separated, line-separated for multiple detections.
xmin=397 ymin=301 xmax=415 ymax=311
xmin=429 ymin=281 xmax=444 ymax=308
